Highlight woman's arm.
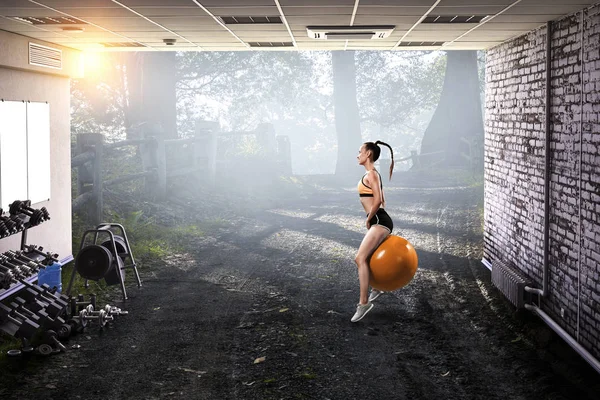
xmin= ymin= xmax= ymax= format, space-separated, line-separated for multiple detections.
xmin=365 ymin=170 xmax=383 ymax=228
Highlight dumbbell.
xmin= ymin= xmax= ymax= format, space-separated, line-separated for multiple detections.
xmin=79 ymin=307 xmax=113 ymax=328
xmin=0 ymin=270 xmax=16 ymax=289
xmin=4 ymin=250 xmax=46 ymax=272
xmin=70 ymin=293 xmax=97 ymax=316
xmin=0 ymin=303 xmax=40 ymax=339
xmin=45 ymin=330 xmax=66 ymax=352
xmin=21 ymin=279 xmax=69 ymax=304
xmin=0 ymin=255 xmax=33 ymax=275
xmin=8 ymin=215 xmax=25 ymax=231
xmin=0 ymin=221 xmax=10 ymax=237
xmin=8 ymin=200 xmax=50 ymax=226
xmin=0 ymin=262 xmax=25 ymax=280
xmin=102 ymin=304 xmax=128 ymax=317
xmin=1 ymin=255 xmax=36 ymax=276
xmin=22 ymin=245 xmax=58 ymax=263
xmin=12 ymin=299 xmax=72 ymax=339
xmin=17 ymin=286 xmax=68 ymax=319
xmin=0 ymin=215 xmax=18 ymax=234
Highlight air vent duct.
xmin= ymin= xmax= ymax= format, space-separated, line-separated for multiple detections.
xmin=423 ymin=15 xmax=488 ymax=24
xmin=219 ymin=16 xmax=282 ymax=24
xmin=397 ymin=41 xmax=445 ymax=47
xmin=307 ymin=25 xmax=395 ymax=40
xmin=29 ymin=43 xmax=62 ymax=69
xmin=13 ymin=16 xmax=86 ymax=25
xmin=101 ymin=42 xmax=145 ymax=48
xmin=248 ymin=42 xmax=293 ymax=47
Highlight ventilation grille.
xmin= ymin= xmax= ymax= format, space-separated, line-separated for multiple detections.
xmin=219 ymin=16 xmax=282 ymax=24
xmin=29 ymin=43 xmax=62 ymax=69
xmin=13 ymin=16 xmax=86 ymax=25
xmin=307 ymin=25 xmax=395 ymax=40
xmin=248 ymin=42 xmax=293 ymax=47
xmin=491 ymin=260 xmax=530 ymax=308
xmin=101 ymin=42 xmax=145 ymax=48
xmin=397 ymin=41 xmax=445 ymax=47
xmin=423 ymin=15 xmax=488 ymax=24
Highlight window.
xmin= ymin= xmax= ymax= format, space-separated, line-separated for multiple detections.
xmin=0 ymin=100 xmax=51 ymax=210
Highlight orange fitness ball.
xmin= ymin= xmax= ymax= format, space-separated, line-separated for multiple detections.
xmin=369 ymin=235 xmax=418 ymax=291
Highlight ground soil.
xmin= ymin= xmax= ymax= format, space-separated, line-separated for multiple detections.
xmin=1 ymin=174 xmax=599 ymax=400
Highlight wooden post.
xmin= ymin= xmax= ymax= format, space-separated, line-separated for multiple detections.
xmin=411 ymin=150 xmax=420 ymax=170
xmin=155 ymin=136 xmax=167 ymax=200
xmin=276 ymin=135 xmax=292 ymax=175
xmin=76 ymin=133 xmax=103 ymax=225
xmin=195 ymin=121 xmax=220 ymax=186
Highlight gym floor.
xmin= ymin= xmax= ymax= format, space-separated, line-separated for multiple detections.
xmin=0 ymin=176 xmax=598 ymax=399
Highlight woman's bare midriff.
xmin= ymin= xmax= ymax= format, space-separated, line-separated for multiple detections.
xmin=360 ymin=197 xmax=381 ymax=214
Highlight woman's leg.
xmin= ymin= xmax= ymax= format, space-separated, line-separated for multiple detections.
xmin=355 ymin=225 xmax=390 ymax=304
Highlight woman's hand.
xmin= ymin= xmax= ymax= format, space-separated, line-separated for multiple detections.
xmin=366 ymin=217 xmax=371 ymax=230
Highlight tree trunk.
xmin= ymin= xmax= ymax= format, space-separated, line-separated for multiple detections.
xmin=420 ymin=50 xmax=483 ymax=168
xmin=332 ymin=51 xmax=363 ymax=177
xmin=125 ymin=52 xmax=178 ymax=139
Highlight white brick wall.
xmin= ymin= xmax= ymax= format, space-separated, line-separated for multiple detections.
xmin=485 ymin=5 xmax=600 ymax=359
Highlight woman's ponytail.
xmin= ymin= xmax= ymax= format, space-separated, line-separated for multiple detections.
xmin=375 ymin=140 xmax=394 ymax=180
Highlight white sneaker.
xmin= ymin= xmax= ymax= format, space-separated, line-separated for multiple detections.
xmin=351 ymin=302 xmax=374 ymax=322
xmin=368 ymin=289 xmax=384 ymax=302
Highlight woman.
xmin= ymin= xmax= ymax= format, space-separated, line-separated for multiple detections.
xmin=351 ymin=140 xmax=395 ymax=322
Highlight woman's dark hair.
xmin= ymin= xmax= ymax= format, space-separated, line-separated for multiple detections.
xmin=364 ymin=140 xmax=395 ymax=180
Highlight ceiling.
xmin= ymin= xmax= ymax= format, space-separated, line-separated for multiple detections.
xmin=0 ymin=0 xmax=597 ymax=52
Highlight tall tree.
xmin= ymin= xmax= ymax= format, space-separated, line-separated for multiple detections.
xmin=419 ymin=50 xmax=483 ymax=167
xmin=126 ymin=52 xmax=179 ymax=139
xmin=332 ymin=50 xmax=362 ymax=177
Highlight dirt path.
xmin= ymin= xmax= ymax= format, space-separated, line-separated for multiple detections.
xmin=1 ymin=182 xmax=599 ymax=399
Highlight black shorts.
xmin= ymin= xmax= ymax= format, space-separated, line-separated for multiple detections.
xmin=368 ymin=208 xmax=393 ymax=232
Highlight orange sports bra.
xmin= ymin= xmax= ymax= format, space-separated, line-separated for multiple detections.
xmin=358 ymin=170 xmax=383 ymax=198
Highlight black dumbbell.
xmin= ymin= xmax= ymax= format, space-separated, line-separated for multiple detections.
xmin=21 ymin=280 xmax=68 ymax=305
xmin=0 ymin=262 xmax=25 ymax=279
xmin=70 ymin=293 xmax=97 ymax=315
xmin=0 ymin=221 xmax=10 ymax=237
xmin=9 ymin=215 xmax=25 ymax=231
xmin=21 ymin=306 xmax=71 ymax=339
xmin=22 ymin=245 xmax=58 ymax=263
xmin=4 ymin=251 xmax=46 ymax=272
xmin=8 ymin=200 xmax=48 ymax=226
xmin=17 ymin=287 xmax=67 ymax=319
xmin=0 ymin=216 xmax=17 ymax=234
xmin=1 ymin=255 xmax=35 ymax=275
xmin=45 ymin=330 xmax=66 ymax=352
xmin=0 ymin=270 xmax=16 ymax=289
xmin=0 ymin=303 xmax=40 ymax=339
xmin=7 ymin=302 xmax=41 ymax=325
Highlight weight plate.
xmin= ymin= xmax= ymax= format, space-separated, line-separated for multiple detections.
xmin=37 ymin=344 xmax=53 ymax=356
xmin=7 ymin=349 xmax=21 ymax=357
xmin=58 ymin=324 xmax=72 ymax=339
xmin=75 ymin=245 xmax=113 ymax=281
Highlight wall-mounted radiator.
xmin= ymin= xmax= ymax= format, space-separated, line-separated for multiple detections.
xmin=491 ymin=260 xmax=531 ymax=308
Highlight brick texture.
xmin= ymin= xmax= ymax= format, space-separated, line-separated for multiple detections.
xmin=484 ymin=4 xmax=600 ymax=360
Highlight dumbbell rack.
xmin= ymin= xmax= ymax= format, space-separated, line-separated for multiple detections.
xmin=0 ymin=203 xmax=56 ymax=302
xmin=0 ymin=201 xmax=65 ymax=352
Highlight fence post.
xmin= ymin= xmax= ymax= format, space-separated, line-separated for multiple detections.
xmin=76 ymin=133 xmax=103 ymax=225
xmin=195 ymin=121 xmax=219 ymax=186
